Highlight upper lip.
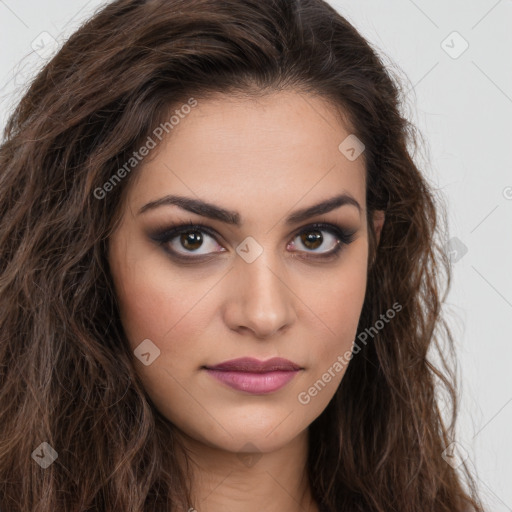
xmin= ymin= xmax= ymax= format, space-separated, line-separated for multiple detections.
xmin=204 ymin=357 xmax=301 ymax=373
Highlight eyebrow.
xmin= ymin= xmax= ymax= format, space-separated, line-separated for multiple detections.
xmin=137 ymin=193 xmax=361 ymax=225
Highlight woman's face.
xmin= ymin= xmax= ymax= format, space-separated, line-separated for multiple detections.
xmin=108 ymin=90 xmax=383 ymax=455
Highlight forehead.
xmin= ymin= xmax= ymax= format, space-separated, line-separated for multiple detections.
xmin=126 ymin=90 xmax=366 ymax=220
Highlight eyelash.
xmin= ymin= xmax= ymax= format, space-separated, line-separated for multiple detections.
xmin=150 ymin=220 xmax=357 ymax=263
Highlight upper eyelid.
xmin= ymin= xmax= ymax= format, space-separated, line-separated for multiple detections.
xmin=157 ymin=221 xmax=351 ymax=247
xmin=162 ymin=220 xmax=347 ymax=236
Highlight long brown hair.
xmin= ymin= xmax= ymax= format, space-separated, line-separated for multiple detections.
xmin=0 ymin=0 xmax=485 ymax=510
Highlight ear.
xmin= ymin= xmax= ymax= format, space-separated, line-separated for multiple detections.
xmin=372 ymin=210 xmax=385 ymax=245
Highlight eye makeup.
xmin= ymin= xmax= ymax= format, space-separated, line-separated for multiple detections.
xmin=147 ymin=218 xmax=358 ymax=264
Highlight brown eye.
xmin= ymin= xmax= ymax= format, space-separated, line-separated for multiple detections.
xmin=169 ymin=228 xmax=223 ymax=255
xmin=179 ymin=230 xmax=204 ymax=251
xmin=300 ymin=229 xmax=323 ymax=250
xmin=149 ymin=223 xmax=226 ymax=259
xmin=289 ymin=226 xmax=343 ymax=256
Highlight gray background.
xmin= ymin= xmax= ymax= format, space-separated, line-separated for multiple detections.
xmin=1 ymin=1 xmax=511 ymax=510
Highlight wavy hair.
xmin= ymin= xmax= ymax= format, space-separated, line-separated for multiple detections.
xmin=0 ymin=0 xmax=484 ymax=510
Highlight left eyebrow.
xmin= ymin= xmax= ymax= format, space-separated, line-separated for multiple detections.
xmin=284 ymin=193 xmax=361 ymax=224
xmin=137 ymin=193 xmax=361 ymax=225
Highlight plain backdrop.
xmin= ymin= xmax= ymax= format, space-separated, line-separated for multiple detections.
xmin=1 ymin=1 xmax=511 ymax=510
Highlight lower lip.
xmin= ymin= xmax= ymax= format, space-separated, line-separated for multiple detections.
xmin=204 ymin=369 xmax=299 ymax=394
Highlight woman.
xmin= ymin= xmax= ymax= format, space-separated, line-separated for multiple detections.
xmin=0 ymin=0 xmax=485 ymax=511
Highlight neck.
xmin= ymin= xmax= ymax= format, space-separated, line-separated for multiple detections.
xmin=175 ymin=428 xmax=319 ymax=512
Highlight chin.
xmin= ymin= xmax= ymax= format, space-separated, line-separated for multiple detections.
xmin=172 ymin=413 xmax=310 ymax=455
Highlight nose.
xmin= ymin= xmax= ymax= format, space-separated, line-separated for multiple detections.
xmin=222 ymin=251 xmax=297 ymax=339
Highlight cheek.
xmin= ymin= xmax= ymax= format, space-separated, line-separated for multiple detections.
xmin=327 ymin=272 xmax=367 ymax=340
xmin=110 ymin=241 xmax=212 ymax=354
xmin=109 ymin=260 xmax=213 ymax=413
xmin=304 ymin=249 xmax=368 ymax=373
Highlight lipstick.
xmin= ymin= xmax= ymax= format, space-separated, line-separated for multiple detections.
xmin=203 ymin=357 xmax=301 ymax=394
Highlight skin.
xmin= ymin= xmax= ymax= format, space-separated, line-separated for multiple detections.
xmin=108 ymin=89 xmax=385 ymax=512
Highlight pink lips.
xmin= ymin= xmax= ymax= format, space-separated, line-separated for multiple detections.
xmin=203 ymin=357 xmax=301 ymax=394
